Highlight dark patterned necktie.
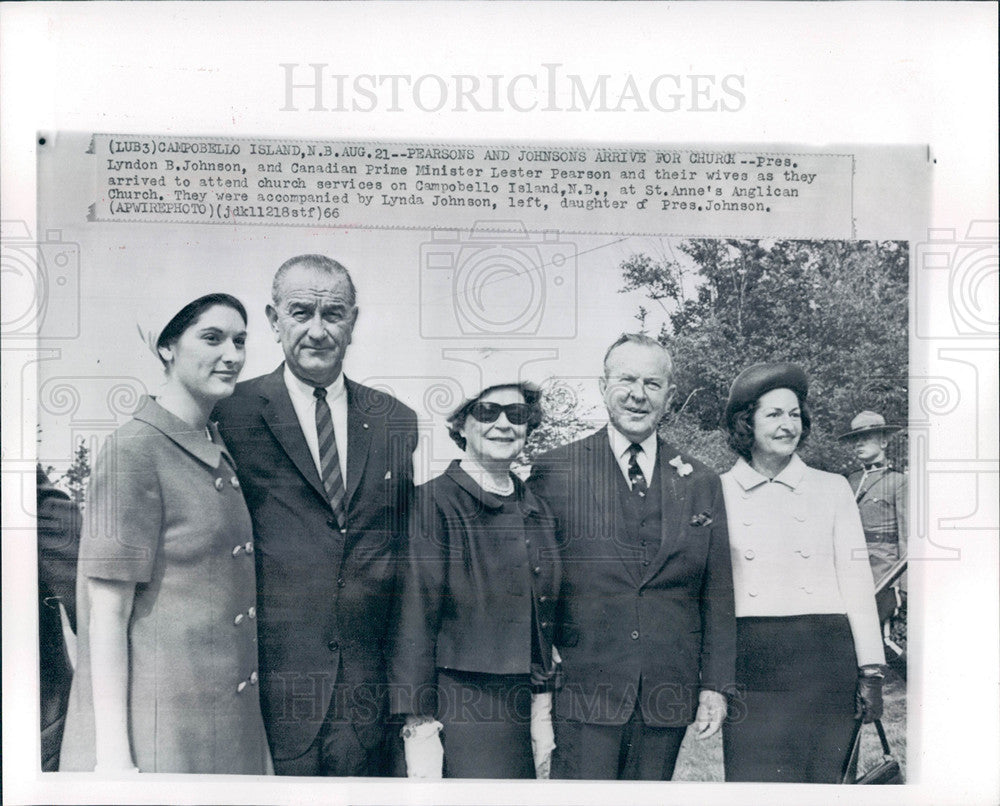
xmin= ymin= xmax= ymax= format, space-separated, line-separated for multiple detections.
xmin=314 ymin=387 xmax=346 ymax=525
xmin=627 ymin=443 xmax=648 ymax=497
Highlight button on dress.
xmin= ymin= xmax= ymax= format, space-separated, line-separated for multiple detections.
xmin=59 ymin=397 xmax=271 ymax=774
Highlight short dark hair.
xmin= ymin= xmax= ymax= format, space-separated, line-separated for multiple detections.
xmin=157 ymin=293 xmax=247 ymax=364
xmin=271 ymin=254 xmax=357 ymax=307
xmin=447 ymin=385 xmax=543 ymax=452
xmin=603 ymin=332 xmax=673 ymax=377
xmin=725 ymin=393 xmax=812 ymax=461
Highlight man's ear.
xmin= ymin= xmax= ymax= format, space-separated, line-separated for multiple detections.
xmin=664 ymin=382 xmax=678 ymax=410
xmin=265 ymin=304 xmax=280 ymax=342
xmin=346 ymin=305 xmax=358 ymax=346
xmin=598 ymin=375 xmax=608 ymax=397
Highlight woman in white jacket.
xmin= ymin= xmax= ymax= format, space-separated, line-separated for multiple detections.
xmin=719 ymin=362 xmax=885 ymax=783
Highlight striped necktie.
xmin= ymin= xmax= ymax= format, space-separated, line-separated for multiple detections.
xmin=627 ymin=443 xmax=648 ymax=497
xmin=314 ymin=386 xmax=346 ymax=525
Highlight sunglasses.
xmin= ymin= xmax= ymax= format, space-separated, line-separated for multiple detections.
xmin=468 ymin=402 xmax=533 ymax=426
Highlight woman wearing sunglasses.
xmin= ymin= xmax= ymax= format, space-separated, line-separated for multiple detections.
xmin=390 ymin=358 xmax=561 ymax=779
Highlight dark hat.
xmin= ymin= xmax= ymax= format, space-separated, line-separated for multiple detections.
xmin=837 ymin=410 xmax=903 ymax=441
xmin=725 ymin=362 xmax=809 ymax=423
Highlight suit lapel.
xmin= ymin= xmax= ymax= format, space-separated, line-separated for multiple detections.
xmin=642 ymin=439 xmax=685 ymax=585
xmin=586 ymin=429 xmax=642 ymax=585
xmin=259 ymin=366 xmax=328 ymax=505
xmin=344 ymin=378 xmax=373 ymax=508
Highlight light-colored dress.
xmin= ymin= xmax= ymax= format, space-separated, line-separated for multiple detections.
xmin=59 ymin=397 xmax=271 ymax=774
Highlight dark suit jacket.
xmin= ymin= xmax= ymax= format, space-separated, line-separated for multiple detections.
xmin=214 ymin=366 xmax=417 ymax=760
xmin=389 ymin=460 xmax=561 ymax=717
xmin=37 ymin=466 xmax=81 ymax=771
xmin=528 ymin=428 xmax=735 ymax=728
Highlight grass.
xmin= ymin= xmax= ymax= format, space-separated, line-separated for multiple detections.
xmin=672 ymin=670 xmax=906 ymax=782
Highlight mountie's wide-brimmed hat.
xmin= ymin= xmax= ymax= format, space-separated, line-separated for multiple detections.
xmin=724 ymin=362 xmax=809 ymax=424
xmin=837 ymin=410 xmax=904 ymax=441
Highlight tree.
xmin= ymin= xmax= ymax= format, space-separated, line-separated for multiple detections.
xmin=61 ymin=438 xmax=92 ymax=507
xmin=514 ymin=379 xmax=600 ymax=477
xmin=620 ymin=239 xmax=909 ymax=473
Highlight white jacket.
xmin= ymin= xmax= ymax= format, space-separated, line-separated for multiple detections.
xmin=720 ymin=455 xmax=885 ymax=666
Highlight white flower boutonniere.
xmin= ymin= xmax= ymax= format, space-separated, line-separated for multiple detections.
xmin=669 ymin=455 xmax=693 ymax=477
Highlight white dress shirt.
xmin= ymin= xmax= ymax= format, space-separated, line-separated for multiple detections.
xmin=283 ymin=364 xmax=348 ymax=483
xmin=607 ymin=427 xmax=657 ymax=490
xmin=720 ymin=454 xmax=885 ymax=666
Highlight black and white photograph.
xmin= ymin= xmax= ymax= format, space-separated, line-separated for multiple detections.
xmin=21 ymin=132 xmax=922 ymax=786
xmin=2 ymin=4 xmax=997 ymax=806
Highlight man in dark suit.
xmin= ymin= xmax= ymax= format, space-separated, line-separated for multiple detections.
xmin=528 ymin=333 xmax=735 ymax=780
xmin=215 ymin=254 xmax=417 ymax=776
xmin=37 ymin=464 xmax=82 ymax=771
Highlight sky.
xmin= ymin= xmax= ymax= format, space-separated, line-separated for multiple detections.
xmin=34 ymin=133 xmax=689 ymax=480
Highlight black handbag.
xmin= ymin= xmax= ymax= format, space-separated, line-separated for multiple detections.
xmin=842 ymin=719 xmax=904 ymax=784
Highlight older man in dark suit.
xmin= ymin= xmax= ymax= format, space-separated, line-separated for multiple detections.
xmin=215 ymin=255 xmax=417 ymax=776
xmin=529 ymin=333 xmax=735 ymax=780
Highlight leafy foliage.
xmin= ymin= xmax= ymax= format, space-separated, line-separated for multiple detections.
xmin=620 ymin=239 xmax=908 ymax=474
xmin=60 ymin=438 xmax=92 ymax=507
xmin=513 ymin=379 xmax=601 ymax=478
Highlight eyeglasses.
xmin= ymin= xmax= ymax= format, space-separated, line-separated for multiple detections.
xmin=468 ymin=402 xmax=533 ymax=425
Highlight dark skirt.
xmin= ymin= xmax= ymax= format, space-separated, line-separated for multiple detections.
xmin=437 ymin=669 xmax=534 ymax=779
xmin=724 ymin=614 xmax=858 ymax=783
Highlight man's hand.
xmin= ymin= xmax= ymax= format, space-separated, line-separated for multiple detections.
xmin=694 ymin=689 xmax=726 ymax=739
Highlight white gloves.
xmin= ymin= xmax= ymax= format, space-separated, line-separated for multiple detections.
xmin=402 ymin=693 xmax=556 ymax=780
xmin=402 ymin=716 xmax=444 ymax=779
xmin=530 ymin=691 xmax=556 ymax=779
